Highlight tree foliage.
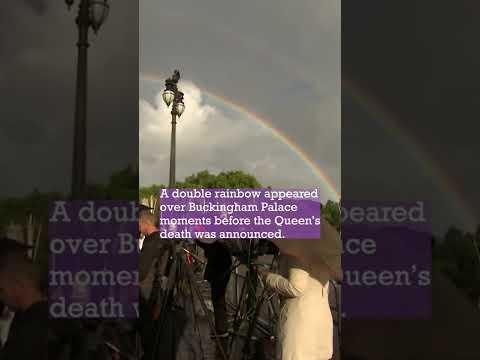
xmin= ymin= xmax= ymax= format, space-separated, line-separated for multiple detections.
xmin=434 ymin=225 xmax=480 ymax=305
xmin=178 ymin=170 xmax=262 ymax=189
xmin=321 ymin=200 xmax=341 ymax=232
xmin=0 ymin=166 xmax=138 ymax=235
xmin=140 ymin=169 xmax=342 ymax=229
xmin=140 ymin=169 xmax=262 ymax=198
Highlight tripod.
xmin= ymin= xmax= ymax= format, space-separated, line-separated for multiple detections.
xmin=146 ymin=239 xmax=279 ymax=360
xmin=226 ymin=240 xmax=279 ymax=360
xmin=148 ymin=240 xmax=229 ymax=360
xmin=182 ymin=239 xmax=279 ymax=360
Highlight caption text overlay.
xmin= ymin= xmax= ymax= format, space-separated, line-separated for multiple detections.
xmin=158 ymin=188 xmax=321 ymax=239
xmin=48 ymin=201 xmax=138 ymax=319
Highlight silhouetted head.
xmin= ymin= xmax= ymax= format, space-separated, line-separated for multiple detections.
xmin=0 ymin=249 xmax=44 ymax=311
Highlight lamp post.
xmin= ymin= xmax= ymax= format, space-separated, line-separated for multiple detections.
xmin=66 ymin=0 xmax=110 ymax=199
xmin=162 ymin=70 xmax=185 ymax=188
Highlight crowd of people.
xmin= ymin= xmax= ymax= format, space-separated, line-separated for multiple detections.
xmin=137 ymin=208 xmax=338 ymax=360
xmin=0 ymin=207 xmax=339 ymax=360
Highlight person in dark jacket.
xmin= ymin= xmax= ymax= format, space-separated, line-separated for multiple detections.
xmin=138 ymin=209 xmax=186 ymax=360
xmin=196 ymin=239 xmax=232 ymax=358
xmin=0 ymin=241 xmax=48 ymax=360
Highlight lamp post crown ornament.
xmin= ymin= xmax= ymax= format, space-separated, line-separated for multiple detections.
xmin=163 ymin=70 xmax=185 ymax=116
xmin=165 ymin=70 xmax=180 ymax=89
xmin=170 ymin=69 xmax=181 ymax=83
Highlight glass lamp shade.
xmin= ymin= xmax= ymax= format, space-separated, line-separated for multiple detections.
xmin=89 ymin=0 xmax=109 ymax=33
xmin=65 ymin=0 xmax=75 ymax=9
xmin=175 ymin=102 xmax=185 ymax=117
xmin=162 ymin=90 xmax=175 ymax=107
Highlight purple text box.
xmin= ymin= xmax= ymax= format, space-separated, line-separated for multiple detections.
xmin=158 ymin=188 xmax=321 ymax=239
xmin=341 ymin=201 xmax=432 ymax=319
xmin=48 ymin=201 xmax=138 ymax=319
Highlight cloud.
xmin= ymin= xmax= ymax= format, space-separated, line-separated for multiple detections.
xmin=140 ymin=0 xmax=341 ymax=195
xmin=0 ymin=0 xmax=138 ymax=196
xmin=23 ymin=0 xmax=48 ymax=14
xmin=140 ymin=80 xmax=338 ymax=201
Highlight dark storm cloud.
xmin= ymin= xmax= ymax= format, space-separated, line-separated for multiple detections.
xmin=23 ymin=0 xmax=48 ymax=14
xmin=342 ymin=0 xmax=480 ymax=232
xmin=0 ymin=0 xmax=137 ymax=197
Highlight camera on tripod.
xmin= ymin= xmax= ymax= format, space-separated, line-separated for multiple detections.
xmin=145 ymin=238 xmax=280 ymax=360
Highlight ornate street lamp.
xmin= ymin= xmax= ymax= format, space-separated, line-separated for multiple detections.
xmin=66 ymin=0 xmax=109 ymax=199
xmin=89 ymin=0 xmax=110 ymax=33
xmin=162 ymin=70 xmax=186 ymax=187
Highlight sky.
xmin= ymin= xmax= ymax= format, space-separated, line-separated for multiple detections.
xmin=0 ymin=0 xmax=138 ymax=197
xmin=139 ymin=0 xmax=341 ymax=202
xmin=342 ymin=1 xmax=480 ymax=233
xmin=3 ymin=1 xmax=478 ymax=233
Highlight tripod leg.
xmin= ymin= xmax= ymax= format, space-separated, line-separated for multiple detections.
xmin=241 ymin=286 xmax=267 ymax=360
xmin=229 ymin=268 xmax=249 ymax=357
xmin=184 ymin=261 xmax=229 ymax=360
xmin=187 ymin=275 xmax=208 ymax=360
xmin=149 ymin=254 xmax=178 ymax=360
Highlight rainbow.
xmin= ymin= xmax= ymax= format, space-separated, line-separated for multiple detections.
xmin=344 ymin=78 xmax=477 ymax=231
xmin=140 ymin=72 xmax=341 ymax=201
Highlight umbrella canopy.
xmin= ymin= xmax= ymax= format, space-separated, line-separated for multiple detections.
xmin=272 ymin=219 xmax=342 ymax=284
